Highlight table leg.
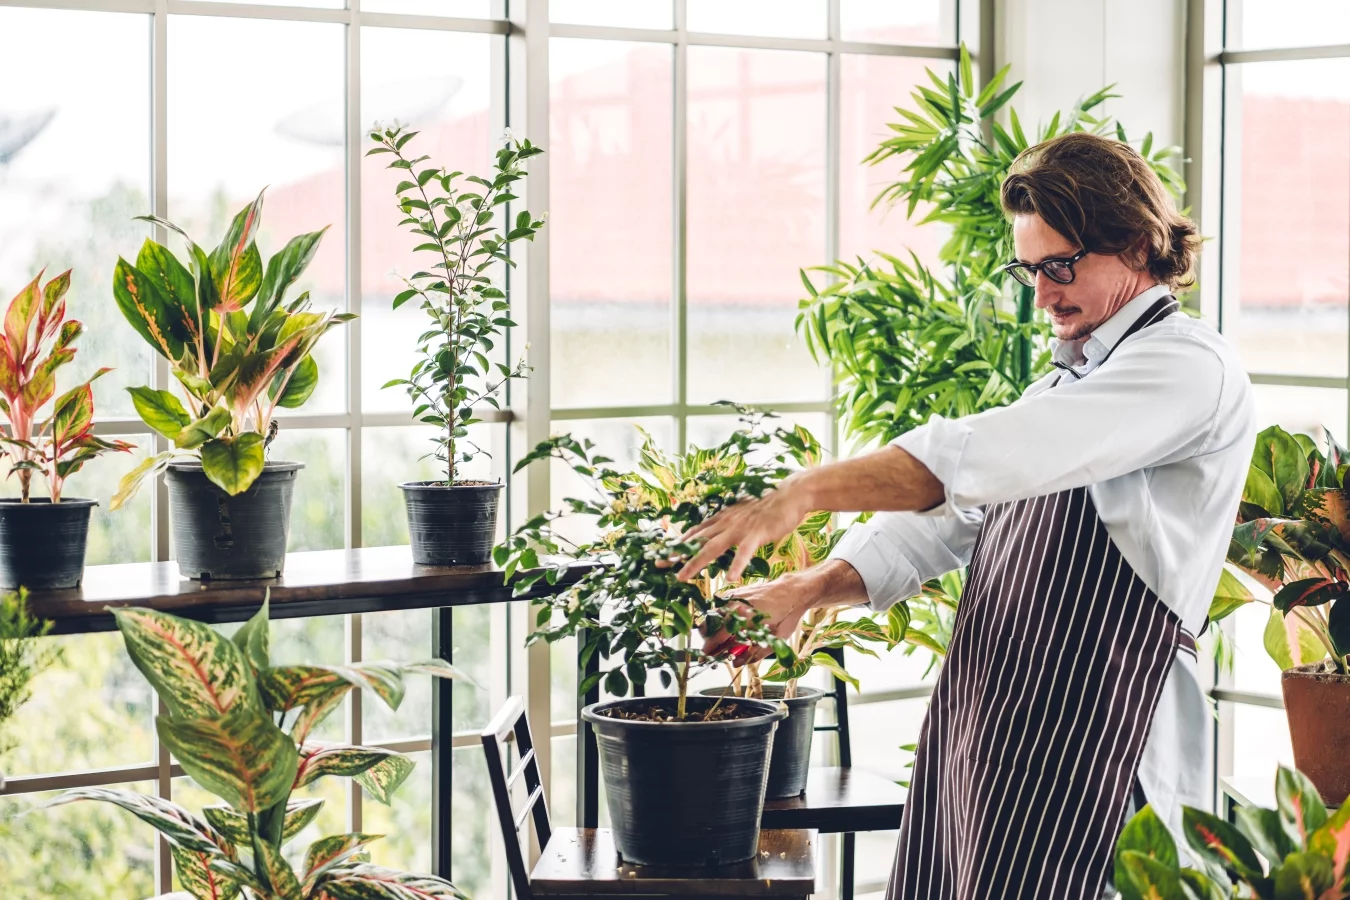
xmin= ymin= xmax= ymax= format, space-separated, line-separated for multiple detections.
xmin=432 ymin=607 xmax=454 ymax=879
xmin=577 ymin=626 xmax=600 ymax=829
xmin=842 ymin=832 xmax=855 ymax=900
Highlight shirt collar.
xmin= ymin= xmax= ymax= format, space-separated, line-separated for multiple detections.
xmin=1050 ymin=283 xmax=1174 ymax=370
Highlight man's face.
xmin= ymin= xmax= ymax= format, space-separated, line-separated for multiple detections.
xmin=1011 ymin=213 xmax=1143 ymax=342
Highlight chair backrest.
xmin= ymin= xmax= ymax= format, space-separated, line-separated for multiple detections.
xmin=812 ymin=645 xmax=852 ymax=767
xmin=482 ymin=696 xmax=552 ymax=900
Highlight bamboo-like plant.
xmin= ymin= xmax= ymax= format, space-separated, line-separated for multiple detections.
xmin=0 ymin=271 xmax=134 ymax=502
xmin=49 ymin=599 xmax=468 ymax=899
xmin=110 ymin=192 xmax=353 ymax=506
xmin=368 ymin=125 xmax=545 ymax=483
xmin=1113 ymin=764 xmax=1349 ymax=900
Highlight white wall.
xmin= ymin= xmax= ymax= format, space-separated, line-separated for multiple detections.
xmin=996 ymin=0 xmax=1188 ymax=150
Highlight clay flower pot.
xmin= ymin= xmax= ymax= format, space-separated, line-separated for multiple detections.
xmin=1282 ymin=661 xmax=1350 ymax=804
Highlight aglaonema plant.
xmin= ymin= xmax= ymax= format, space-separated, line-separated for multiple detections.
xmin=368 ymin=125 xmax=545 ymax=482
xmin=498 ymin=410 xmax=807 ymax=720
xmin=110 ymin=191 xmax=354 ymax=507
xmin=0 ymin=270 xmax=134 ymax=501
xmin=49 ymin=598 xmax=469 ymax=899
xmin=1113 ymin=764 xmax=1350 ymax=900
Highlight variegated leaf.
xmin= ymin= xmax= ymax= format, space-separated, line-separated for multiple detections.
xmin=203 ymin=797 xmax=324 ymax=846
xmin=1307 ymin=797 xmax=1350 ymax=885
xmin=4 ymin=272 xmax=40 ymax=362
xmin=295 ymin=743 xmax=414 ymax=805
xmin=113 ymin=607 xmax=257 ymax=720
xmin=1277 ymin=763 xmax=1329 ymax=844
xmin=231 ymin=596 xmax=271 ymax=679
xmin=313 ymin=864 xmax=469 ymax=900
xmin=302 ymin=832 xmax=384 ymax=892
xmin=47 ymin=788 xmax=226 ymax=854
xmin=207 ymin=859 xmax=267 ymax=897
xmin=199 ymin=433 xmax=266 ymax=496
xmin=1114 ymin=804 xmax=1179 ymax=899
xmin=255 ymin=838 xmax=303 ymax=900
xmin=397 ymin=659 xmax=472 ymax=686
xmin=171 ymin=843 xmax=241 ymax=900
xmin=157 ymin=707 xmax=298 ymax=813
xmin=1118 ymin=850 xmax=1186 ymax=900
xmin=1181 ymin=807 xmax=1264 ymax=881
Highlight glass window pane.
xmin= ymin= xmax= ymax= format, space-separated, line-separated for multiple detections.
xmin=266 ymin=427 xmax=347 ymax=553
xmin=841 ymin=0 xmax=955 ymax=44
xmin=169 ymin=16 xmax=348 ymax=414
xmin=687 ymin=0 xmax=827 ymax=39
xmin=840 ymin=55 xmax=954 ymax=268
xmin=0 ymin=8 xmax=153 ymax=421
xmin=1226 ymin=0 xmax=1350 ymax=50
xmin=686 ymin=412 xmax=830 ymax=453
xmin=1228 ymin=702 xmax=1294 ymax=776
xmin=552 ymin=0 xmax=672 ymax=27
xmin=1229 ymin=589 xmax=1284 ymax=695
xmin=1223 ymin=59 xmax=1349 ymax=377
xmin=362 ymin=0 xmax=493 ymax=17
xmin=361 ymin=29 xmax=497 ymax=414
xmin=1 ymin=781 xmax=157 ymax=897
xmin=687 ymin=48 xmax=826 ymax=405
xmin=1252 ymin=384 xmax=1346 ymax=446
xmin=551 ymin=40 xmax=674 ymax=408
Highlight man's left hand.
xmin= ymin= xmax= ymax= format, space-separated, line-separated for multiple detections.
xmin=676 ymin=474 xmax=811 ymax=583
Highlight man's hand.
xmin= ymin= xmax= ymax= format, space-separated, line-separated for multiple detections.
xmin=676 ymin=474 xmax=812 ymax=583
xmin=702 ymin=577 xmax=814 ymax=664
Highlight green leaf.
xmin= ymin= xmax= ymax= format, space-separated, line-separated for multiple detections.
xmin=1114 ymin=804 xmax=1179 ymax=899
xmin=272 ymin=353 xmax=318 ymax=409
xmin=1271 ymin=851 xmax=1334 ymax=899
xmin=1253 ymin=426 xmax=1312 ymax=514
xmin=1244 ymin=467 xmax=1285 ymax=517
xmin=254 ymin=227 xmax=328 ymax=327
xmin=1235 ymin=804 xmax=1298 ymax=864
xmin=302 ymin=833 xmax=384 ymax=891
xmin=136 ymin=239 xmax=198 ymax=317
xmin=46 ymin=788 xmax=226 ymax=855
xmin=1277 ymin=764 xmax=1329 ymax=844
xmin=1209 ymin=567 xmax=1255 ymax=622
xmin=231 ymin=597 xmax=271 ymax=679
xmin=203 ymin=797 xmax=323 ymax=846
xmin=171 ymin=844 xmax=242 ymax=900
xmin=1181 ymin=806 xmax=1264 ymax=881
xmin=255 ymin=839 xmax=303 ymax=900
xmin=312 ymin=864 xmax=469 ymax=899
xmin=128 ymin=386 xmax=191 ymax=441
xmin=112 ymin=607 xmax=257 ymax=719
xmin=113 ymin=256 xmax=185 ymax=360
xmin=295 ymin=742 xmax=415 ymax=804
xmin=209 ymin=192 xmax=266 ymax=312
xmin=1307 ymin=800 xmax=1350 ymax=885
xmin=200 ymin=433 xmax=266 ymax=495
xmin=1264 ymin=606 xmax=1329 ymax=670
xmin=1118 ymin=850 xmax=1187 ymax=900
xmin=111 ymin=450 xmax=176 ymax=510
xmin=810 ymin=651 xmax=859 ymax=691
xmin=156 ymin=706 xmax=298 ymax=813
xmin=175 ymin=406 xmax=232 ymax=450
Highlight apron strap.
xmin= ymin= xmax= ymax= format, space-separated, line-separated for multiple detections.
xmin=1053 ymin=295 xmax=1179 ymax=384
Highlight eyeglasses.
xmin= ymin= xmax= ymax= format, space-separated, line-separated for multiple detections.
xmin=1002 ymin=249 xmax=1089 ymax=288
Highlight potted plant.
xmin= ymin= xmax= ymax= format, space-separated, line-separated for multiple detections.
xmin=0 ymin=588 xmax=56 ymax=791
xmin=368 ymin=125 xmax=545 ymax=565
xmin=1113 ymin=764 xmax=1350 ymax=900
xmin=49 ymin=597 xmax=469 ymax=899
xmin=0 ymin=270 xmax=135 ymax=589
xmin=498 ymin=413 xmax=807 ymax=867
xmin=109 ymin=192 xmax=353 ymax=579
xmin=1204 ymin=424 xmax=1350 ymax=804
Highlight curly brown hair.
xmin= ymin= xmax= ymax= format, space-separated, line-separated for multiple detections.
xmin=1000 ymin=132 xmax=1200 ymax=289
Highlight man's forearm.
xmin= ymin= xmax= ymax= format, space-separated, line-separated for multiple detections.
xmin=787 ymin=445 xmax=945 ymax=515
xmin=789 ymin=558 xmax=871 ymax=614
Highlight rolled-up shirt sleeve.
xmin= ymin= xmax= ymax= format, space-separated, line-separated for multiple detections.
xmin=830 ymin=508 xmax=983 ymax=612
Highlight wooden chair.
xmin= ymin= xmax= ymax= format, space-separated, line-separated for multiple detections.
xmin=483 ymin=695 xmax=816 ymax=899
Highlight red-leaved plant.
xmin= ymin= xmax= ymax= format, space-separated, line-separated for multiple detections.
xmin=0 ymin=270 xmax=134 ymax=502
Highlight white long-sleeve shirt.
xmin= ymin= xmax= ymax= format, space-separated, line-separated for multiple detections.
xmin=831 ymin=283 xmax=1257 ymax=836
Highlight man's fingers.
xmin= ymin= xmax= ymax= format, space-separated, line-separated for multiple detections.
xmin=676 ymin=534 xmax=733 ymax=581
xmin=726 ymin=541 xmax=759 ymax=584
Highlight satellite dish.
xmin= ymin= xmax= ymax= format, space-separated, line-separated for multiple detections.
xmin=275 ymin=76 xmax=463 ymax=146
xmin=0 ymin=108 xmax=56 ymax=164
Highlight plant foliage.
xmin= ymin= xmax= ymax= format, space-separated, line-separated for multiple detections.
xmin=0 ymin=588 xmax=56 ymax=760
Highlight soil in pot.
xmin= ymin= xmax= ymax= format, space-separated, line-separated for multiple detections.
xmin=167 ymin=461 xmax=301 ymax=580
xmin=1283 ymin=660 xmax=1350 ymax=804
xmin=701 ymin=684 xmax=825 ymax=799
xmin=0 ymin=498 xmax=97 ymax=590
xmin=583 ymin=694 xmax=786 ymax=868
xmin=400 ymin=481 xmax=502 ymax=566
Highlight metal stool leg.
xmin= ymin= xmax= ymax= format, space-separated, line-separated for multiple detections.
xmin=842 ymin=832 xmax=855 ymax=900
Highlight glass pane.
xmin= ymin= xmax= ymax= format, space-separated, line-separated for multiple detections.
xmin=0 ymin=781 xmax=156 ymax=898
xmin=1230 ymin=589 xmax=1284 ymax=695
xmin=685 ymin=411 xmax=830 ymax=454
xmin=362 ymin=0 xmax=493 ymax=17
xmin=552 ymin=734 xmax=577 ymax=829
xmin=1228 ymin=702 xmax=1294 ymax=776
xmin=1223 ymin=59 xmax=1350 ymax=377
xmin=552 ymin=0 xmax=673 ymax=27
xmin=360 ymin=423 xmax=503 ymax=546
xmin=687 ymin=0 xmax=827 ymax=39
xmin=841 ymin=0 xmax=955 ymax=44
xmin=169 ymin=16 xmax=348 ymax=414
xmin=851 ymin=696 xmax=928 ymax=782
xmin=0 ymin=8 xmax=153 ymax=421
xmin=840 ymin=56 xmax=953 ymax=268
xmin=192 ymin=0 xmax=339 ymax=7
xmin=266 ymin=427 xmax=347 ymax=553
xmin=1252 ymin=384 xmax=1346 ymax=446
xmin=266 ymin=613 xmax=347 ymax=743
xmin=551 ymin=39 xmax=674 ymax=408
xmin=687 ymin=48 xmax=826 ymax=405
xmin=361 ymin=28 xmax=497 ymax=414
xmin=1226 ymin=0 xmax=1350 ymax=50
xmin=365 ymin=750 xmax=432 ymax=875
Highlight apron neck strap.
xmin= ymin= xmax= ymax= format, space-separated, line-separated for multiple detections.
xmin=1052 ymin=294 xmax=1179 ymax=383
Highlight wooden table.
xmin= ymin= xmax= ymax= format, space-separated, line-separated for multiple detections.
xmin=19 ymin=546 xmax=587 ymax=882
xmin=530 ymin=828 xmax=816 ymax=899
xmin=761 ymin=766 xmax=906 ymax=833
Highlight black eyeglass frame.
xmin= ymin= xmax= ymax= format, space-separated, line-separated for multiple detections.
xmin=1002 ymin=248 xmax=1089 ymax=287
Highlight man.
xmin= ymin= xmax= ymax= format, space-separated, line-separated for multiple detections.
xmin=678 ymin=132 xmax=1256 ymax=899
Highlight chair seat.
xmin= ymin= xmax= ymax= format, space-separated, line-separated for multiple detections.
xmin=529 ymin=826 xmax=816 ymax=897
xmin=761 ymin=766 xmax=907 ymax=833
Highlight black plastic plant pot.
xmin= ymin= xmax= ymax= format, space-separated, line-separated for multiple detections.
xmin=0 ymin=497 xmax=97 ymax=590
xmin=701 ymin=685 xmax=824 ymax=799
xmin=166 ymin=461 xmax=302 ymax=581
xmin=582 ymin=695 xmax=786 ymax=867
xmin=400 ymin=481 xmax=503 ymax=566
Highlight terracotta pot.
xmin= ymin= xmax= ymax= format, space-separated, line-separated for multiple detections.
xmin=1282 ymin=661 xmax=1350 ymax=804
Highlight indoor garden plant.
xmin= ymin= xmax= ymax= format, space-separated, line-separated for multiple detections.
xmin=1113 ymin=764 xmax=1349 ymax=900
xmin=499 ymin=413 xmax=804 ymax=867
xmin=0 ymin=269 xmax=135 ymax=588
xmin=49 ymin=598 xmax=469 ymax=899
xmin=0 ymin=588 xmax=55 ymax=791
xmin=1203 ymin=424 xmax=1350 ymax=804
xmin=368 ymin=125 xmax=545 ymax=565
xmin=110 ymin=191 xmax=352 ymax=579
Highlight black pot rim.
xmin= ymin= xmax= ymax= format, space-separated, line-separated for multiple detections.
xmin=168 ymin=460 xmax=304 ymax=473
xmin=0 ymin=497 xmax=98 ymax=508
xmin=699 ymin=684 xmax=826 ymax=705
xmin=582 ymin=695 xmax=787 ymax=731
xmin=399 ymin=480 xmax=504 ymax=492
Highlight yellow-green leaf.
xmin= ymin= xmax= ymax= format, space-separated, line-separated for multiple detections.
xmin=176 ymin=406 xmax=231 ymax=450
xmin=200 ymin=433 xmax=266 ymax=495
xmin=113 ymin=607 xmax=257 ymax=719
xmin=171 ymin=843 xmax=241 ymax=900
xmin=156 ymin=707 xmax=298 ymax=813
xmin=1264 ymin=606 xmax=1326 ymax=671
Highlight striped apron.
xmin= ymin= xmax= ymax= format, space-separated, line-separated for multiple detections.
xmin=889 ymin=296 xmax=1197 ymax=900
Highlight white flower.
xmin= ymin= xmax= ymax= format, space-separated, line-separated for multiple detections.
xmin=502 ymin=127 xmax=517 ymax=142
